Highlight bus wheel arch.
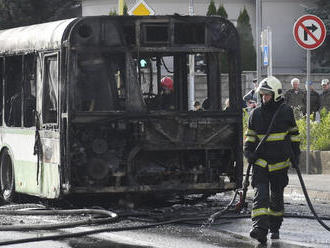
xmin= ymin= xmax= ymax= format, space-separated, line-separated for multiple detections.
xmin=0 ymin=148 xmax=16 ymax=202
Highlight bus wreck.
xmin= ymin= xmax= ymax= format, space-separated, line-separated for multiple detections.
xmin=0 ymin=15 xmax=242 ymax=200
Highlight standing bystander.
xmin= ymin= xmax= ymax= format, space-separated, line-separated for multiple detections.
xmin=243 ymin=78 xmax=258 ymax=111
xmin=284 ymin=78 xmax=306 ymax=114
xmin=320 ymin=79 xmax=330 ymax=111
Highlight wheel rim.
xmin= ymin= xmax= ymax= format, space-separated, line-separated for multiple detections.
xmin=1 ymin=153 xmax=13 ymax=199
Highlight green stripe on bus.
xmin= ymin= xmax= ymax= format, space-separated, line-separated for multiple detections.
xmin=0 ymin=128 xmax=35 ymax=135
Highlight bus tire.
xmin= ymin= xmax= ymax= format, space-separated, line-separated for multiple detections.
xmin=0 ymin=149 xmax=15 ymax=202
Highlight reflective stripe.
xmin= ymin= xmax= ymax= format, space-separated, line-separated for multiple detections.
xmin=246 ymin=129 xmax=257 ymax=136
xmin=290 ymin=135 xmax=300 ymax=142
xmin=245 ymin=136 xmax=256 ymax=142
xmin=251 ymin=208 xmax=269 ymax=218
xmin=288 ymin=126 xmax=298 ymax=133
xmin=255 ymin=158 xmax=267 ymax=168
xmin=268 ymin=159 xmax=291 ymax=172
xmin=255 ymin=158 xmax=291 ymax=172
xmin=257 ymin=132 xmax=288 ymax=142
xmin=268 ymin=208 xmax=284 ymax=217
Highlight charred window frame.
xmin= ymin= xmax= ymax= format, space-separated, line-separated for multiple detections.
xmin=74 ymin=50 xmax=126 ymax=112
xmin=42 ymin=53 xmax=59 ymax=124
xmin=4 ymin=56 xmax=23 ymax=127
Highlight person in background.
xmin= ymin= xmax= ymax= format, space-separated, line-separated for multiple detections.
xmin=202 ymin=98 xmax=209 ymax=110
xmin=284 ymin=78 xmax=306 ymax=114
xmin=244 ymin=76 xmax=300 ymax=244
xmin=305 ymin=83 xmax=320 ymax=121
xmin=194 ymin=101 xmax=202 ymax=111
xmin=224 ymin=98 xmax=231 ymax=111
xmin=243 ymin=78 xmax=258 ymax=111
xmin=153 ymin=76 xmax=175 ymax=110
xmin=320 ymin=78 xmax=330 ymax=111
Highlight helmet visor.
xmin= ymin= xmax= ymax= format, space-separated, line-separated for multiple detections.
xmin=259 ymin=89 xmax=273 ymax=95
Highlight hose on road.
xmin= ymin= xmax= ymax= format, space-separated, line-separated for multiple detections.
xmin=294 ymin=165 xmax=330 ymax=231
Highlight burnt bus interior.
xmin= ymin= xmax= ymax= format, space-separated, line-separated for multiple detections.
xmin=63 ymin=16 xmax=243 ymax=196
xmin=0 ymin=55 xmax=36 ymax=128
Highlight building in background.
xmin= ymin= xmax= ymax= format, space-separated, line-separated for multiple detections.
xmin=82 ymin=0 xmax=317 ymax=74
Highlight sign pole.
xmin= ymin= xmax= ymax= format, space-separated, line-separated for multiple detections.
xmin=306 ymin=50 xmax=311 ymax=174
xmin=188 ymin=0 xmax=195 ymax=111
xmin=293 ymin=14 xmax=326 ymax=174
xmin=268 ymin=27 xmax=272 ymax=76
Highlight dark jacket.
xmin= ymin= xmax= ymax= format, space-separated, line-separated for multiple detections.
xmin=310 ymin=89 xmax=320 ymax=114
xmin=320 ymin=89 xmax=330 ymax=111
xmin=284 ymin=88 xmax=306 ymax=114
xmin=244 ymin=99 xmax=300 ymax=172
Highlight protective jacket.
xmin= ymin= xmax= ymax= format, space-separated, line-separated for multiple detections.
xmin=320 ymin=89 xmax=330 ymax=111
xmin=244 ymin=99 xmax=300 ymax=173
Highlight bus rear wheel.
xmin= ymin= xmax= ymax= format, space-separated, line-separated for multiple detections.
xmin=0 ymin=149 xmax=15 ymax=202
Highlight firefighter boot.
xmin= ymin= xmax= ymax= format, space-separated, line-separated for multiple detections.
xmin=270 ymin=231 xmax=280 ymax=240
xmin=250 ymin=227 xmax=267 ymax=244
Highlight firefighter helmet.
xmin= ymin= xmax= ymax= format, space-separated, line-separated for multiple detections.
xmin=321 ymin=78 xmax=329 ymax=86
xmin=161 ymin=77 xmax=173 ymax=91
xmin=257 ymin=76 xmax=283 ymax=102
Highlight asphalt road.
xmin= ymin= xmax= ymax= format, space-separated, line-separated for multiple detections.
xmin=0 ymin=192 xmax=329 ymax=248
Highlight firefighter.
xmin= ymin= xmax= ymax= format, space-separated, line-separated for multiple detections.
xmin=284 ymin=77 xmax=306 ymax=114
xmin=244 ymin=76 xmax=300 ymax=243
xmin=320 ymin=79 xmax=330 ymax=111
xmin=152 ymin=76 xmax=175 ymax=110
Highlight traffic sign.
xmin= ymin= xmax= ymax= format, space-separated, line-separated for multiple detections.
xmin=263 ymin=46 xmax=269 ymax=66
xmin=293 ymin=15 xmax=326 ymax=50
xmin=128 ymin=0 xmax=155 ymax=16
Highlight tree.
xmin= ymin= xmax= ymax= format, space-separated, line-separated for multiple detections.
xmin=0 ymin=0 xmax=80 ymax=29
xmin=236 ymin=7 xmax=256 ymax=71
xmin=217 ymin=4 xmax=228 ymax=18
xmin=123 ymin=2 xmax=128 ymax=15
xmin=206 ymin=0 xmax=216 ymax=16
xmin=216 ymin=4 xmax=229 ymax=73
xmin=305 ymin=0 xmax=330 ymax=72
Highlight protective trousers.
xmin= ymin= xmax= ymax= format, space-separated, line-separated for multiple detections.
xmin=251 ymin=166 xmax=288 ymax=233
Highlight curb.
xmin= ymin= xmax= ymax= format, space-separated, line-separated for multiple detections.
xmin=285 ymin=185 xmax=330 ymax=203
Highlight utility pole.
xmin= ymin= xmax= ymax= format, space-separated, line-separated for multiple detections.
xmin=256 ymin=0 xmax=262 ymax=84
xmin=118 ymin=0 xmax=124 ymax=15
xmin=188 ymin=0 xmax=195 ymax=111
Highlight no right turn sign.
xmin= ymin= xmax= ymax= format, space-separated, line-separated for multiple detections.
xmin=293 ymin=15 xmax=326 ymax=50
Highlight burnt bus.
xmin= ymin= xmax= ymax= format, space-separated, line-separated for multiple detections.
xmin=0 ymin=15 xmax=242 ymax=200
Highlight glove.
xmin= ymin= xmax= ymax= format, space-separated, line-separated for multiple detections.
xmin=246 ymin=152 xmax=258 ymax=164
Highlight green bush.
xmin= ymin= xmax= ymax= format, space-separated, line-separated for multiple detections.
xmin=296 ymin=108 xmax=330 ymax=151
xmin=242 ymin=107 xmax=330 ymax=151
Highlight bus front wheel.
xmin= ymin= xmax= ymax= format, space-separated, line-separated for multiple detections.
xmin=0 ymin=149 xmax=15 ymax=202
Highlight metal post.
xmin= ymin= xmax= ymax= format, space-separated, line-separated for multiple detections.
xmin=118 ymin=0 xmax=124 ymax=15
xmin=268 ymin=26 xmax=272 ymax=76
xmin=188 ymin=0 xmax=195 ymax=111
xmin=256 ymin=0 xmax=262 ymax=82
xmin=306 ymin=50 xmax=311 ymax=174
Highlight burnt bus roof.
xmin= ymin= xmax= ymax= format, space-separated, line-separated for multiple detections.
xmin=0 ymin=18 xmax=76 ymax=55
xmin=0 ymin=15 xmax=239 ymax=55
